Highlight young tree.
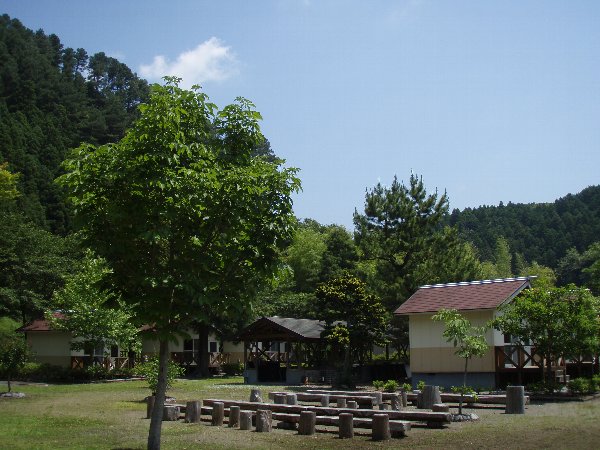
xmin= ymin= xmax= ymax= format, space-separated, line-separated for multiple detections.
xmin=47 ymin=251 xmax=140 ymax=365
xmin=57 ymin=78 xmax=300 ymax=449
xmin=0 ymin=333 xmax=30 ymax=393
xmin=432 ymin=309 xmax=488 ymax=414
xmin=315 ymin=273 xmax=389 ymax=387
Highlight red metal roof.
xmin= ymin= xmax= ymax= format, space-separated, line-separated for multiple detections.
xmin=394 ymin=277 xmax=532 ymax=315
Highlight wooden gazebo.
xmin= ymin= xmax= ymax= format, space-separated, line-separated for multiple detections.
xmin=239 ymin=316 xmax=335 ymax=384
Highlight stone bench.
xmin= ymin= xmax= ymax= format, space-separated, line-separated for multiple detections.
xmin=406 ymin=392 xmax=530 ymax=406
xmin=268 ymin=391 xmax=375 ymax=408
xmin=195 ymin=406 xmax=410 ymax=437
xmin=202 ymin=399 xmax=450 ymax=427
xmin=271 ymin=411 xmax=410 ymax=437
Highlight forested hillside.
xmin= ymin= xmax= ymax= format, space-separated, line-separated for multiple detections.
xmin=447 ymin=185 xmax=600 ymax=269
xmin=0 ymin=15 xmax=149 ymax=234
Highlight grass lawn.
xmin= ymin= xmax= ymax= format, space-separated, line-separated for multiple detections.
xmin=1 ymin=378 xmax=599 ymax=449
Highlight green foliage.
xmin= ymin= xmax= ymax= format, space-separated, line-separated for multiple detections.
xmin=316 ymin=273 xmax=388 ymax=387
xmin=354 ymin=174 xmax=481 ymax=309
xmin=0 ymin=333 xmax=31 ymax=392
xmin=0 ymin=15 xmax=149 ymax=233
xmin=57 ymin=78 xmax=300 ymax=339
xmin=383 ymin=380 xmax=399 ymax=392
xmin=432 ymin=309 xmax=488 ymax=361
xmin=134 ymin=357 xmax=184 ymax=395
xmin=432 ymin=308 xmax=487 ymax=414
xmin=448 ymin=185 xmax=600 ymax=270
xmin=57 ymin=77 xmax=300 ymax=446
xmin=526 ymin=380 xmax=560 ymax=394
xmin=0 ymin=317 xmax=20 ymax=335
xmin=519 ymin=261 xmax=557 ymax=289
xmin=0 ymin=212 xmax=78 ymax=323
xmin=451 ymin=385 xmax=478 ymax=401
xmin=416 ymin=380 xmax=426 ymax=391
xmin=372 ymin=379 xmax=399 ymax=392
xmin=0 ymin=162 xmax=19 ymax=203
xmin=285 ymin=227 xmax=327 ymax=292
xmin=568 ymin=377 xmax=598 ymax=396
xmin=316 ymin=273 xmax=389 ymax=349
xmin=47 ymin=251 xmax=140 ymax=355
xmin=372 ymin=380 xmax=385 ymax=390
xmin=401 ymin=382 xmax=412 ymax=392
xmin=492 ymin=286 xmax=600 ymax=381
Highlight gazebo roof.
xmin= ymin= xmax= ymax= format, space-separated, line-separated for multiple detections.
xmin=239 ymin=316 xmax=336 ymax=342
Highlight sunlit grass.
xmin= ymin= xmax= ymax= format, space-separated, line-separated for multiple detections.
xmin=1 ymin=377 xmax=599 ymax=449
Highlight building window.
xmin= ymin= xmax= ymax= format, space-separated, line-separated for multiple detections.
xmin=209 ymin=341 xmax=218 ymax=353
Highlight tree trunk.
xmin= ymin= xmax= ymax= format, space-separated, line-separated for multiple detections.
xmin=195 ymin=322 xmax=211 ymax=378
xmin=147 ymin=339 xmax=169 ymax=450
xmin=7 ymin=374 xmax=11 ymax=393
xmin=458 ymin=357 xmax=469 ymax=415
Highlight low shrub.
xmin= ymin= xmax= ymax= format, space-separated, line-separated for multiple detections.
xmin=401 ymin=382 xmax=412 ymax=392
xmin=416 ymin=380 xmax=425 ymax=391
xmin=383 ymin=380 xmax=399 ymax=392
xmin=568 ymin=377 xmax=596 ymax=395
xmin=372 ymin=380 xmax=385 ymax=390
xmin=526 ymin=380 xmax=561 ymax=394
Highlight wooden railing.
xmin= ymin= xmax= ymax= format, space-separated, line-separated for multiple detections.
xmin=170 ymin=352 xmax=231 ymax=368
xmin=71 ymin=356 xmax=133 ymax=370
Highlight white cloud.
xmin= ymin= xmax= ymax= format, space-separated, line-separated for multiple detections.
xmin=139 ymin=37 xmax=238 ymax=87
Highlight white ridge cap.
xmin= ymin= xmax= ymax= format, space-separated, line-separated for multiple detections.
xmin=420 ymin=276 xmax=533 ymax=289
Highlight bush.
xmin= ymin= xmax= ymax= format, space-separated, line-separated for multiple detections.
xmin=134 ymin=357 xmax=184 ymax=394
xmin=383 ymin=380 xmax=399 ymax=392
xmin=416 ymin=380 xmax=425 ymax=391
xmin=372 ymin=380 xmax=385 ymax=390
xmin=221 ymin=362 xmax=244 ymax=376
xmin=526 ymin=380 xmax=560 ymax=394
xmin=568 ymin=377 xmax=596 ymax=395
xmin=401 ymin=382 xmax=412 ymax=392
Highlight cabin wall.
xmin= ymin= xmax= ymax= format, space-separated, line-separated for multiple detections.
xmin=409 ymin=310 xmax=497 ymax=387
xmin=26 ymin=331 xmax=71 ymax=367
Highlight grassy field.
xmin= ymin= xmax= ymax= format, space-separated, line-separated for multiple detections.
xmin=1 ymin=377 xmax=599 ymax=449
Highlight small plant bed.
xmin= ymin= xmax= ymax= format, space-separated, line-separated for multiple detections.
xmin=527 ymin=376 xmax=600 ymax=402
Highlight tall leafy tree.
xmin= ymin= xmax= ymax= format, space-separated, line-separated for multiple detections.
xmin=57 ymin=78 xmax=300 ymax=449
xmin=316 ymin=273 xmax=388 ymax=387
xmin=354 ymin=174 xmax=480 ymax=309
xmin=492 ymin=286 xmax=600 ymax=383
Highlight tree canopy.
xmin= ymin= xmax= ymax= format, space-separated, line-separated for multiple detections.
xmin=315 ymin=273 xmax=388 ymax=387
xmin=492 ymin=286 xmax=600 ymax=382
xmin=57 ymin=78 xmax=300 ymax=449
xmin=47 ymin=251 xmax=140 ymax=359
xmin=354 ymin=174 xmax=481 ymax=309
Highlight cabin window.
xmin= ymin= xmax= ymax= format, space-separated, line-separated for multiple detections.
xmin=209 ymin=341 xmax=218 ymax=353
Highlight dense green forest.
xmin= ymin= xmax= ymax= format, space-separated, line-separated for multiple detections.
xmin=0 ymin=14 xmax=149 ymax=234
xmin=447 ymin=186 xmax=600 ymax=269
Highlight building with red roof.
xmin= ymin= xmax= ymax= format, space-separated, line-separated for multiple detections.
xmin=394 ymin=277 xmax=535 ymax=388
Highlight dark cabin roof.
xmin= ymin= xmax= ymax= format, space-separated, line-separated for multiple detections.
xmin=394 ymin=277 xmax=532 ymax=315
xmin=239 ymin=316 xmax=336 ymax=342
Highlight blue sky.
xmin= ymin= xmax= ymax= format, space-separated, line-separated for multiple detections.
xmin=4 ymin=1 xmax=599 ymax=229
